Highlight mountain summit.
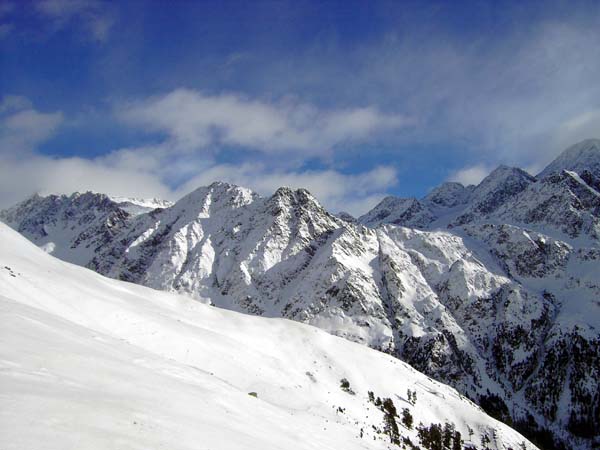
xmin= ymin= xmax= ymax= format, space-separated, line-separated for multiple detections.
xmin=538 ymin=138 xmax=600 ymax=180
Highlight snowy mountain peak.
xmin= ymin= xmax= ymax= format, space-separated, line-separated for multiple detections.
xmin=357 ymin=196 xmax=434 ymax=228
xmin=268 ymin=186 xmax=328 ymax=216
xmin=357 ymin=142 xmax=600 ymax=242
xmin=543 ymin=168 xmax=600 ymax=198
xmin=0 ymin=191 xmax=125 ymax=231
xmin=424 ymin=181 xmax=472 ymax=208
xmin=482 ymin=164 xmax=534 ymax=184
xmin=0 ymin=191 xmax=130 ymax=265
xmin=539 ymin=138 xmax=600 ymax=179
xmin=471 ymin=165 xmax=534 ymax=203
xmin=452 ymin=165 xmax=535 ymax=225
xmin=178 ymin=182 xmax=258 ymax=215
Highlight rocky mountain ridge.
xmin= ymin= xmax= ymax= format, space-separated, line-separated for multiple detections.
xmin=2 ymin=139 xmax=600 ymax=449
xmin=360 ymin=140 xmax=600 ymax=243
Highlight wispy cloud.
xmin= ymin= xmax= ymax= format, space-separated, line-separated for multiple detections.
xmin=235 ymin=12 xmax=600 ymax=169
xmin=36 ymin=0 xmax=114 ymax=42
xmin=0 ymin=1 xmax=14 ymax=39
xmin=0 ymin=22 xmax=12 ymax=38
xmin=0 ymin=95 xmax=63 ymax=154
xmin=0 ymin=95 xmax=397 ymax=214
xmin=0 ymin=1 xmax=14 ymax=15
xmin=553 ymin=109 xmax=600 ymax=157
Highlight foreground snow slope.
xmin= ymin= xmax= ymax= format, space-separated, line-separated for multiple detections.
xmin=0 ymin=223 xmax=534 ymax=450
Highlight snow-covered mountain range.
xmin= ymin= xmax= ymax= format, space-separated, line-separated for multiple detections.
xmin=0 ymin=222 xmax=536 ymax=450
xmin=2 ymin=138 xmax=599 ymax=449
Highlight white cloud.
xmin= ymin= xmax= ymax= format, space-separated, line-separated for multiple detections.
xmin=249 ymin=15 xmax=600 ymax=170
xmin=0 ymin=96 xmax=63 ymax=153
xmin=0 ymin=98 xmax=164 ymax=207
xmin=118 ymin=89 xmax=412 ymax=155
xmin=36 ymin=0 xmax=114 ymax=42
xmin=0 ymin=146 xmax=395 ymax=215
xmin=4 ymin=5 xmax=600 ymax=207
xmin=447 ymin=164 xmax=491 ymax=186
xmin=0 ymin=96 xmax=396 ymax=215
xmin=0 ymin=98 xmax=165 ymax=207
xmin=0 ymin=153 xmax=173 ymax=208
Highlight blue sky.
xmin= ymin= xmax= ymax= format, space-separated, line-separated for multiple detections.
xmin=1 ymin=0 xmax=600 ymax=214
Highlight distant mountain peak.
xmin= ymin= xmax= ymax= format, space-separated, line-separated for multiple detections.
xmin=358 ymin=196 xmax=434 ymax=228
xmin=538 ymin=138 xmax=600 ymax=179
xmin=178 ymin=182 xmax=258 ymax=214
xmin=267 ymin=186 xmax=329 ymax=219
xmin=424 ymin=181 xmax=471 ymax=208
xmin=484 ymin=164 xmax=533 ymax=181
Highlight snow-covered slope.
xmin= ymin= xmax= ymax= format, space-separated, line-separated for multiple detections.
xmin=0 ymin=223 xmax=536 ymax=450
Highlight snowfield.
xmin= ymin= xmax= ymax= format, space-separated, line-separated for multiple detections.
xmin=0 ymin=223 xmax=536 ymax=450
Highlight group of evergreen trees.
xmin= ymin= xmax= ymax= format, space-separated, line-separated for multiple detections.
xmin=416 ymin=422 xmax=462 ymax=450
